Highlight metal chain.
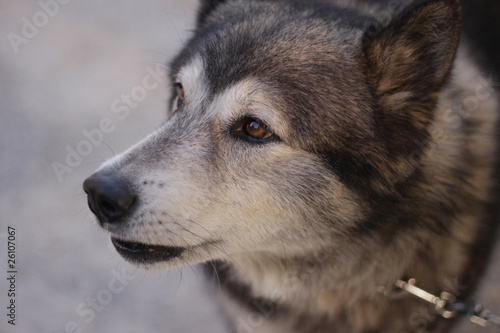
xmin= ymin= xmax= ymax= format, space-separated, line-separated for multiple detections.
xmin=395 ymin=279 xmax=500 ymax=329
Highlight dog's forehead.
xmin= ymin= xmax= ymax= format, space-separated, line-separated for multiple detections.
xmin=168 ymin=1 xmax=375 ymax=150
xmin=175 ymin=55 xmax=288 ymax=137
xmin=172 ymin=2 xmax=364 ymax=97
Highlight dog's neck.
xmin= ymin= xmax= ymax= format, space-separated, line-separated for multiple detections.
xmin=212 ymin=224 xmax=477 ymax=332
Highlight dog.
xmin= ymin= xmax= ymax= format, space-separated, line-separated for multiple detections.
xmin=83 ymin=0 xmax=499 ymax=331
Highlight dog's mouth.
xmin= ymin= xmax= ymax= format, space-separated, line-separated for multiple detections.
xmin=111 ymin=238 xmax=185 ymax=264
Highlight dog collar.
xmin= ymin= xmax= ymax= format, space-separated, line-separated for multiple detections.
xmin=379 ymin=278 xmax=500 ymax=329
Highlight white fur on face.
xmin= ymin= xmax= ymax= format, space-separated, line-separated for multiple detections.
xmin=174 ymin=56 xmax=207 ymax=114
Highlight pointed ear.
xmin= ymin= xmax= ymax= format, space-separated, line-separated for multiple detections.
xmin=197 ymin=0 xmax=228 ymax=28
xmin=363 ymin=0 xmax=462 ymax=154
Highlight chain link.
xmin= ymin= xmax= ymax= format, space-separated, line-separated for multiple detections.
xmin=395 ymin=279 xmax=500 ymax=329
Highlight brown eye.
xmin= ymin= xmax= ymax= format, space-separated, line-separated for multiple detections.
xmin=242 ymin=119 xmax=274 ymax=141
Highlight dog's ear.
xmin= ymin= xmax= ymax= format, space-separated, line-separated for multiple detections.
xmin=197 ymin=0 xmax=228 ymax=27
xmin=363 ymin=0 xmax=462 ymax=156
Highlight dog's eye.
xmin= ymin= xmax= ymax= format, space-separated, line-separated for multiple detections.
xmin=174 ymin=82 xmax=184 ymax=101
xmin=244 ymin=120 xmax=272 ymax=140
xmin=173 ymin=82 xmax=184 ymax=111
xmin=234 ymin=118 xmax=275 ymax=143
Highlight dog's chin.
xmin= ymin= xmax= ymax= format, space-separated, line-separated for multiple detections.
xmin=111 ymin=237 xmax=185 ymax=265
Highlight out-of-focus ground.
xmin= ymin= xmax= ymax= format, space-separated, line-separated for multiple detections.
xmin=0 ymin=1 xmax=498 ymax=332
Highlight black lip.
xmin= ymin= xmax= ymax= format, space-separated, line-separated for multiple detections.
xmin=111 ymin=238 xmax=184 ymax=264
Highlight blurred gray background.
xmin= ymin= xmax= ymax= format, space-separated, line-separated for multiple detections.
xmin=0 ymin=1 xmax=498 ymax=332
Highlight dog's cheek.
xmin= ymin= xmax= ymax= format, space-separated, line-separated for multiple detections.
xmin=212 ymin=149 xmax=364 ymax=247
xmin=267 ymin=154 xmax=364 ymax=227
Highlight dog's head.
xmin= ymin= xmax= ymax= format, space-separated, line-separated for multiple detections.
xmin=84 ymin=0 xmax=462 ymax=270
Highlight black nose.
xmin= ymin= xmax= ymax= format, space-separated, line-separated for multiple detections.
xmin=83 ymin=172 xmax=136 ymax=224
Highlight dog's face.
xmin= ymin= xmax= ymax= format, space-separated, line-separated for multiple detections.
xmin=84 ymin=0 xmax=461 ymax=270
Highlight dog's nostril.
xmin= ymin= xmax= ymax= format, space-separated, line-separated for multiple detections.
xmin=100 ymin=200 xmax=116 ymax=213
xmin=99 ymin=198 xmax=120 ymax=217
xmin=83 ymin=172 xmax=137 ymax=223
xmin=97 ymin=192 xmax=136 ymax=220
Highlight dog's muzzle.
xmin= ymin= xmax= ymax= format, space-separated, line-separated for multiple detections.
xmin=83 ymin=172 xmax=188 ymax=264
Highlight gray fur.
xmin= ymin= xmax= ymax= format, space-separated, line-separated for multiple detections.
xmin=84 ymin=0 xmax=499 ymax=331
